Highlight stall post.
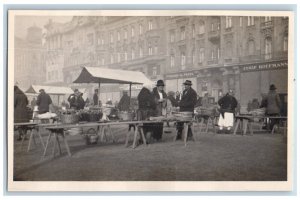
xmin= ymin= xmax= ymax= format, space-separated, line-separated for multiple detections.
xmin=129 ymin=82 xmax=132 ymax=105
xmin=98 ymin=82 xmax=101 ymax=106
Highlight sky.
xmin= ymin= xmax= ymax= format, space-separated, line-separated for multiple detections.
xmin=14 ymin=15 xmax=72 ymax=39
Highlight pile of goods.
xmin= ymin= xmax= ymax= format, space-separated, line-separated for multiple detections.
xmin=78 ymin=108 xmax=103 ymax=122
xmin=172 ymin=111 xmax=194 ymax=121
xmin=117 ymin=111 xmax=135 ymax=121
xmin=195 ymin=106 xmax=218 ymax=117
xmin=249 ymin=108 xmax=266 ymax=116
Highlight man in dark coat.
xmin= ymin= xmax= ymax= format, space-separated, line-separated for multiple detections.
xmin=14 ymin=86 xmax=30 ymax=140
xmin=217 ymin=90 xmax=238 ymax=133
xmin=93 ymin=89 xmax=99 ymax=106
xmin=36 ymin=89 xmax=52 ymax=114
xmin=68 ymin=89 xmax=85 ymax=110
xmin=118 ymin=91 xmax=131 ymax=111
xmin=152 ymin=80 xmax=167 ymax=141
xmin=176 ymin=80 xmax=197 ymax=140
xmin=266 ymin=84 xmax=281 ymax=131
xmin=137 ymin=84 xmax=156 ymax=143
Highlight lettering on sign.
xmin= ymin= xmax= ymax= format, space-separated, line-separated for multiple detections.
xmin=241 ymin=61 xmax=288 ymax=72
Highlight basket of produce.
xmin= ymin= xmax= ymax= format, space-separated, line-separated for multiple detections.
xmin=61 ymin=114 xmax=79 ymax=124
xmin=117 ymin=111 xmax=135 ymax=121
xmin=67 ymin=127 xmax=83 ymax=136
xmin=173 ymin=111 xmax=194 ymax=121
xmin=78 ymin=109 xmax=103 ymax=122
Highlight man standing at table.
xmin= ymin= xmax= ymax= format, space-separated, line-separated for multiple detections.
xmin=93 ymin=89 xmax=99 ymax=106
xmin=175 ymin=80 xmax=197 ymax=140
xmin=36 ymin=89 xmax=52 ymax=114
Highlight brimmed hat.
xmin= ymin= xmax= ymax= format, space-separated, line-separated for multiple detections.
xmin=183 ymin=80 xmax=192 ymax=85
xmin=39 ymin=89 xmax=45 ymax=92
xmin=156 ymin=80 xmax=165 ymax=86
xmin=74 ymin=89 xmax=79 ymax=92
xmin=269 ymin=84 xmax=277 ymax=90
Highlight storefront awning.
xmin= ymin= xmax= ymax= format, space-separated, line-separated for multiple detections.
xmin=73 ymin=67 xmax=153 ymax=85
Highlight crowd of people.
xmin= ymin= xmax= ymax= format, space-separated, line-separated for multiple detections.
xmin=14 ymin=80 xmax=283 ymax=141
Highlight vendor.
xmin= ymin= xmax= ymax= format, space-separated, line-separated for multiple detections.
xmin=118 ymin=91 xmax=130 ymax=111
xmin=152 ymin=80 xmax=167 ymax=141
xmin=36 ymin=89 xmax=52 ymax=114
xmin=93 ymin=89 xmax=99 ymax=106
xmin=68 ymin=89 xmax=85 ymax=110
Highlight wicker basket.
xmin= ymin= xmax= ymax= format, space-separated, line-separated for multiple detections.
xmin=61 ymin=114 xmax=79 ymax=124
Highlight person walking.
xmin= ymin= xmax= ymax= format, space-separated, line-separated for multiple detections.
xmin=36 ymin=89 xmax=52 ymax=114
xmin=266 ymin=84 xmax=281 ymax=131
xmin=176 ymin=80 xmax=197 ymax=140
xmin=152 ymin=80 xmax=167 ymax=141
xmin=217 ymin=89 xmax=238 ymax=134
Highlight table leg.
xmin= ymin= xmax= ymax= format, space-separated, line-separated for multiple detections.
xmin=243 ymin=119 xmax=249 ymax=136
xmin=108 ymin=125 xmax=116 ymax=143
xmin=43 ymin=132 xmax=53 ymax=157
xmin=20 ymin=128 xmax=27 ymax=150
xmin=61 ymin=133 xmax=71 ymax=157
xmin=37 ymin=128 xmax=45 ymax=150
xmin=212 ymin=117 xmax=217 ymax=134
xmin=184 ymin=123 xmax=188 ymax=147
xmin=190 ymin=123 xmax=196 ymax=142
xmin=125 ymin=129 xmax=131 ymax=147
xmin=249 ymin=121 xmax=254 ymax=135
xmin=52 ymin=135 xmax=57 ymax=157
xmin=132 ymin=126 xmax=139 ymax=149
xmin=139 ymin=126 xmax=147 ymax=145
xmin=56 ymin=134 xmax=62 ymax=155
xmin=205 ymin=118 xmax=209 ymax=133
xmin=27 ymin=129 xmax=34 ymax=152
xmin=199 ymin=118 xmax=204 ymax=134
xmin=233 ymin=119 xmax=240 ymax=135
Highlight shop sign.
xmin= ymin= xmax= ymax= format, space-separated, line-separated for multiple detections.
xmin=241 ymin=60 xmax=288 ymax=72
xmin=165 ymin=71 xmax=196 ymax=79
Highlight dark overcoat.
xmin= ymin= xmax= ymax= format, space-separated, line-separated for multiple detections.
xmin=179 ymin=87 xmax=198 ymax=112
xmin=14 ymin=87 xmax=29 ymax=123
xmin=36 ymin=92 xmax=52 ymax=114
xmin=118 ymin=94 xmax=131 ymax=111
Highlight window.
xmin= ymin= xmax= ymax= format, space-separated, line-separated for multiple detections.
xmin=170 ymin=30 xmax=175 ymax=42
xmin=124 ymin=29 xmax=128 ymax=40
xmin=139 ymin=46 xmax=143 ymax=57
xmin=117 ymin=52 xmax=121 ymax=63
xmin=192 ymin=24 xmax=195 ymax=38
xmin=170 ymin=54 xmax=175 ymax=68
xmin=211 ymin=50 xmax=215 ymax=60
xmin=217 ymin=48 xmax=220 ymax=59
xmin=154 ymin=45 xmax=158 ymax=55
xmin=226 ymin=42 xmax=233 ymax=57
xmin=152 ymin=66 xmax=157 ymax=76
xmin=131 ymin=27 xmax=135 ymax=37
xmin=199 ymin=22 xmax=205 ymax=34
xmin=110 ymin=54 xmax=114 ymax=64
xmin=148 ymin=46 xmax=153 ymax=55
xmin=248 ymin=40 xmax=255 ymax=55
xmin=180 ymin=26 xmax=186 ymax=40
xmin=211 ymin=23 xmax=214 ymax=31
xmin=148 ymin=20 xmax=153 ymax=30
xmin=110 ymin=33 xmax=114 ymax=43
xmin=283 ymin=36 xmax=288 ymax=51
xmin=226 ymin=16 xmax=232 ymax=28
xmin=181 ymin=52 xmax=186 ymax=69
xmin=131 ymin=49 xmax=135 ymax=59
xmin=117 ymin=31 xmax=120 ymax=41
xmin=139 ymin=24 xmax=143 ymax=35
xmin=217 ymin=23 xmax=220 ymax=30
xmin=265 ymin=37 xmax=272 ymax=60
xmin=124 ymin=51 xmax=128 ymax=61
xmin=192 ymin=50 xmax=195 ymax=65
xmin=199 ymin=48 xmax=204 ymax=63
xmin=239 ymin=17 xmax=243 ymax=27
xmin=247 ymin=16 xmax=255 ymax=26
xmin=265 ymin=16 xmax=272 ymax=22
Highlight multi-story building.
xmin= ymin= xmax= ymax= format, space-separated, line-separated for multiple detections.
xmin=44 ymin=16 xmax=288 ymax=107
xmin=164 ymin=16 xmax=288 ymax=108
xmin=14 ymin=26 xmax=46 ymax=90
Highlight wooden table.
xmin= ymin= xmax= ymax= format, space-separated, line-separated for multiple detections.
xmin=14 ymin=122 xmax=45 ymax=152
xmin=195 ymin=114 xmax=217 ymax=134
xmin=233 ymin=115 xmax=287 ymax=135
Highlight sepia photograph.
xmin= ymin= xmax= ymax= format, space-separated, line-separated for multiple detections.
xmin=7 ymin=10 xmax=294 ymax=191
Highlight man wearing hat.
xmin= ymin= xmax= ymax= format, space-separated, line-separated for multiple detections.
xmin=266 ymin=84 xmax=281 ymax=131
xmin=176 ymin=80 xmax=198 ymax=140
xmin=93 ymin=89 xmax=99 ymax=106
xmin=68 ymin=89 xmax=85 ymax=110
xmin=118 ymin=91 xmax=131 ymax=111
xmin=36 ymin=89 xmax=52 ymax=114
xmin=152 ymin=79 xmax=168 ymax=141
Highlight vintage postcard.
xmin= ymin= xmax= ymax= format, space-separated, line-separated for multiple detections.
xmin=7 ymin=10 xmax=295 ymax=191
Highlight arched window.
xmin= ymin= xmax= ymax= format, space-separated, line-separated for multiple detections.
xmin=199 ymin=22 xmax=205 ymax=34
xmin=226 ymin=41 xmax=233 ymax=57
xmin=283 ymin=36 xmax=288 ymax=52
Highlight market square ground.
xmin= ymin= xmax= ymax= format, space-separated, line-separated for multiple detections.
xmin=13 ymin=124 xmax=287 ymax=181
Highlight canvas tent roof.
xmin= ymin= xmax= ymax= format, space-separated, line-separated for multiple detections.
xmin=25 ymin=85 xmax=74 ymax=95
xmin=73 ymin=67 xmax=154 ymax=85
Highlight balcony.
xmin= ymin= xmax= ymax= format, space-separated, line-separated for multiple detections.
xmin=208 ymin=30 xmax=220 ymax=42
xmin=239 ymin=51 xmax=288 ymax=63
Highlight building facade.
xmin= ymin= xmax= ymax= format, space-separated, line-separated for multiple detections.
xmin=14 ymin=26 xmax=46 ymax=90
xmin=44 ymin=16 xmax=288 ymax=107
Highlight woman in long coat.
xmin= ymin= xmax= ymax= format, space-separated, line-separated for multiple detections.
xmin=137 ymin=84 xmax=156 ymax=142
